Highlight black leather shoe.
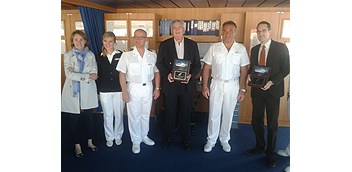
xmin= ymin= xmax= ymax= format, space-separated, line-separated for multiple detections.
xmin=245 ymin=148 xmax=265 ymax=155
xmin=75 ymin=152 xmax=84 ymax=158
xmin=266 ymin=156 xmax=276 ymax=167
xmin=75 ymin=150 xmax=84 ymax=158
xmin=163 ymin=139 xmax=171 ymax=149
xmin=88 ymin=146 xmax=98 ymax=152
xmin=183 ymin=141 xmax=191 ymax=151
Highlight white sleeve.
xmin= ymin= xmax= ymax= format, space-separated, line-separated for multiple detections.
xmin=203 ymin=44 xmax=213 ymax=65
xmin=240 ymin=46 xmax=250 ymax=67
xmin=116 ymin=52 xmax=127 ymax=73
xmin=153 ymin=54 xmax=159 ymax=72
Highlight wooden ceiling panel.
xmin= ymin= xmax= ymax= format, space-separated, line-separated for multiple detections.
xmin=189 ymin=0 xmax=210 ymax=8
xmin=66 ymin=0 xmax=289 ymax=9
xmin=85 ymin=0 xmax=135 ymax=8
xmin=171 ymin=0 xmax=195 ymax=8
xmin=62 ymin=2 xmax=79 ymax=10
xmin=208 ymin=0 xmax=227 ymax=7
xmin=241 ymin=0 xmax=265 ymax=7
xmin=152 ymin=0 xmax=180 ymax=8
xmin=133 ymin=0 xmax=164 ymax=8
xmin=116 ymin=0 xmax=151 ymax=8
xmin=260 ymin=0 xmax=288 ymax=7
xmin=226 ymin=0 xmax=247 ymax=7
xmin=275 ymin=0 xmax=289 ymax=7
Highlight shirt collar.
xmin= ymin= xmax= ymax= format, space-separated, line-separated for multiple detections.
xmin=221 ymin=40 xmax=238 ymax=50
xmin=133 ymin=46 xmax=149 ymax=57
xmin=174 ymin=37 xmax=184 ymax=46
xmin=100 ymin=48 xmax=120 ymax=56
xmin=262 ymin=39 xmax=271 ymax=49
xmin=109 ymin=49 xmax=119 ymax=57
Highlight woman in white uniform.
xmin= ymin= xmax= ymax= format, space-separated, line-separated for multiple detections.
xmin=62 ymin=30 xmax=99 ymax=158
xmin=96 ymin=32 xmax=125 ymax=148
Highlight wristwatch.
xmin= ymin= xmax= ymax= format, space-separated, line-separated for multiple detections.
xmin=240 ymin=89 xmax=247 ymax=93
xmin=155 ymin=87 xmax=161 ymax=90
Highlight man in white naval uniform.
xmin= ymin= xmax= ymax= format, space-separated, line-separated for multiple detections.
xmin=202 ymin=21 xmax=250 ymax=153
xmin=117 ymin=29 xmax=161 ymax=154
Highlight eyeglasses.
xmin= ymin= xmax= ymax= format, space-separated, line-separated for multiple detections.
xmin=134 ymin=36 xmax=146 ymax=40
xmin=256 ymin=29 xmax=268 ymax=34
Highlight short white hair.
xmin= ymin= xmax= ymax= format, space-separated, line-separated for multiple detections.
xmin=171 ymin=20 xmax=185 ymax=29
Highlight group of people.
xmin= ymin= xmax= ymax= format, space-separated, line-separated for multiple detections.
xmin=61 ymin=19 xmax=289 ymax=169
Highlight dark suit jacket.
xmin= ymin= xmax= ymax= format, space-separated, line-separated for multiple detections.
xmin=95 ymin=50 xmax=123 ymax=93
xmin=249 ymin=40 xmax=290 ymax=98
xmin=156 ymin=37 xmax=201 ymax=94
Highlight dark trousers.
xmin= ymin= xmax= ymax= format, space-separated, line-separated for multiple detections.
xmin=68 ymin=108 xmax=94 ymax=144
xmin=251 ymin=91 xmax=280 ymax=157
xmin=164 ymin=92 xmax=193 ymax=142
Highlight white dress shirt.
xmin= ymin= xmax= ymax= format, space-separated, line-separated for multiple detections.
xmin=203 ymin=41 xmax=250 ymax=80
xmin=174 ymin=37 xmax=184 ymax=59
xmin=257 ymin=39 xmax=271 ymax=65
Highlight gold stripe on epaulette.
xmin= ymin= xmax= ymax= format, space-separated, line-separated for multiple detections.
xmin=124 ymin=47 xmax=134 ymax=52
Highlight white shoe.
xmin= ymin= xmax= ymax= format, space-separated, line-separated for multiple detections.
xmin=221 ymin=142 xmax=231 ymax=153
xmin=204 ymin=142 xmax=215 ymax=153
xmin=115 ymin=139 xmax=122 ymax=146
xmin=106 ymin=141 xmax=113 ymax=147
xmin=284 ymin=166 xmax=290 ymax=172
xmin=277 ymin=149 xmax=290 ymax=157
xmin=132 ymin=143 xmax=140 ymax=154
xmin=142 ymin=137 xmax=155 ymax=146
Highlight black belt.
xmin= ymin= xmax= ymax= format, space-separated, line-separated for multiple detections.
xmin=128 ymin=82 xmax=149 ymax=86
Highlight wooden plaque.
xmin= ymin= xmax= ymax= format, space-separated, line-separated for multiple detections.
xmin=248 ymin=65 xmax=272 ymax=88
xmin=172 ymin=59 xmax=191 ymax=82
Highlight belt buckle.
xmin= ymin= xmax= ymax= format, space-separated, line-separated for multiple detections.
xmin=143 ymin=83 xmax=146 ymax=86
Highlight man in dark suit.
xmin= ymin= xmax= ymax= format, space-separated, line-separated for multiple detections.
xmin=245 ymin=21 xmax=290 ymax=167
xmin=156 ymin=20 xmax=201 ymax=151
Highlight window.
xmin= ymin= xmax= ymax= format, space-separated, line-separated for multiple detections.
xmin=106 ymin=20 xmax=128 ymax=37
xmin=281 ymin=20 xmax=290 ymax=38
xmin=131 ymin=20 xmax=153 ymax=37
xmin=61 ymin=40 xmax=65 ymax=54
xmin=114 ymin=40 xmax=128 ymax=51
xmin=75 ymin=21 xmax=84 ymax=30
xmin=61 ymin=21 xmax=65 ymax=36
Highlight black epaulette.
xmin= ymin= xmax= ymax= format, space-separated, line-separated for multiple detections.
xmin=147 ymin=48 xmax=156 ymax=54
xmin=124 ymin=48 xmax=134 ymax=52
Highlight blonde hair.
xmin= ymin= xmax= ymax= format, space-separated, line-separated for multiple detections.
xmin=101 ymin=31 xmax=116 ymax=57
xmin=70 ymin=30 xmax=89 ymax=48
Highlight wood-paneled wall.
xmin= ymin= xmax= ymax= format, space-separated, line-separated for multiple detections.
xmin=114 ymin=7 xmax=290 ymax=126
xmin=61 ymin=7 xmax=290 ymax=126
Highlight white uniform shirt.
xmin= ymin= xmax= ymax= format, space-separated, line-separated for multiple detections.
xmin=116 ymin=46 xmax=159 ymax=83
xmin=203 ymin=41 xmax=250 ymax=80
xmin=257 ymin=39 xmax=271 ymax=66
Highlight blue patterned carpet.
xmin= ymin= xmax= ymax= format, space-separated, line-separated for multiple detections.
xmin=61 ymin=111 xmax=290 ymax=172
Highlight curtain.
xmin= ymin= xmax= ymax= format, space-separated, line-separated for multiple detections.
xmin=78 ymin=6 xmax=110 ymax=113
xmin=78 ymin=6 xmax=110 ymax=56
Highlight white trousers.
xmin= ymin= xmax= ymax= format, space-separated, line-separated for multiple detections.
xmin=100 ymin=92 xmax=125 ymax=142
xmin=126 ymin=82 xmax=153 ymax=144
xmin=207 ymin=79 xmax=239 ymax=145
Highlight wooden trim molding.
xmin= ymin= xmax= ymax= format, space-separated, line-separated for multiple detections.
xmin=62 ymin=0 xmax=116 ymax=12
